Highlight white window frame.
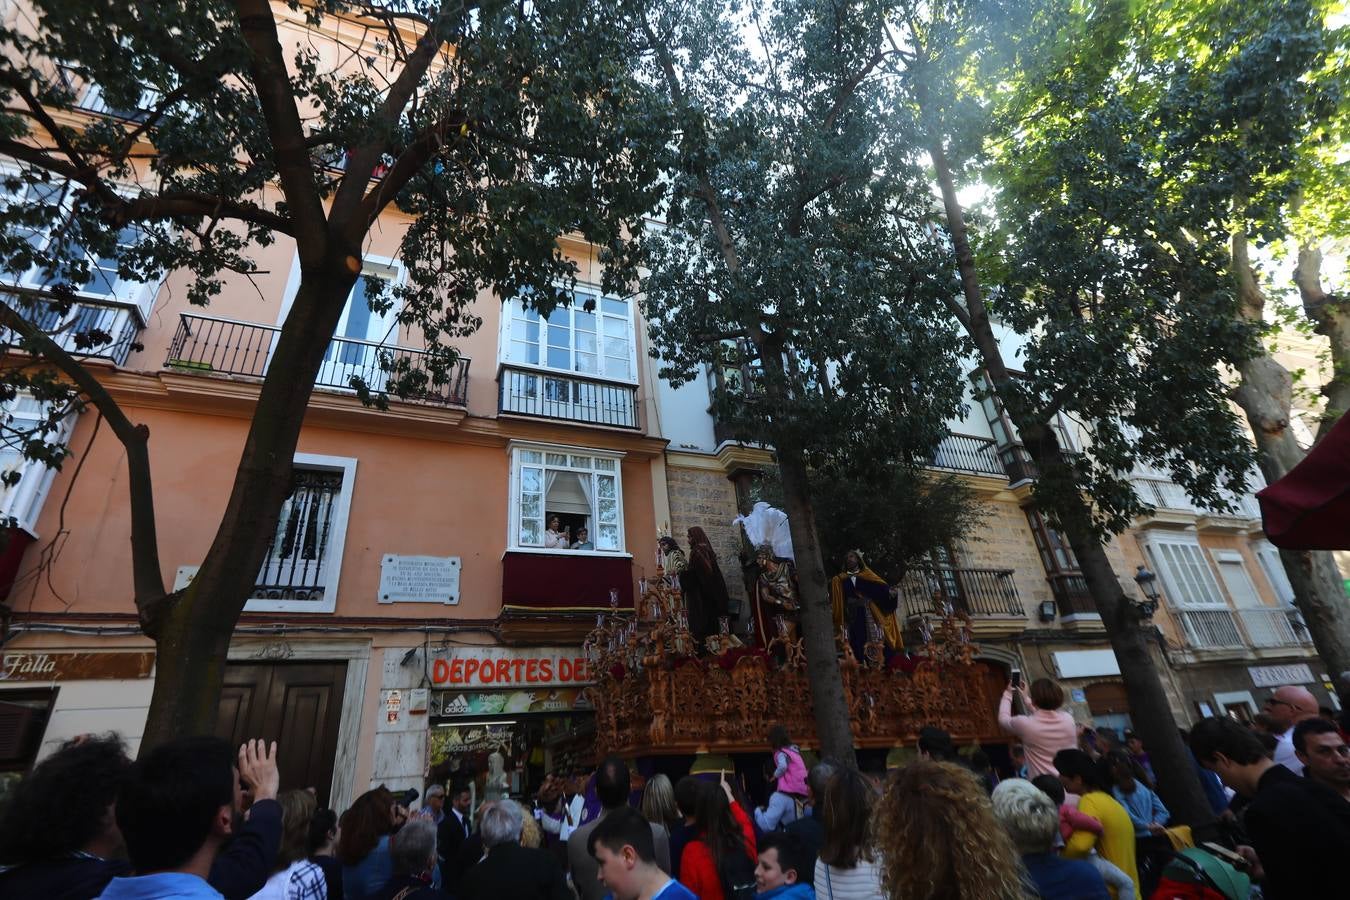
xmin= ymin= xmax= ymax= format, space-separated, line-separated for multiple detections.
xmin=498 ymin=287 xmax=639 ymax=385
xmin=1252 ymin=539 xmax=1296 ymax=606
xmin=277 ymin=251 xmax=406 ymax=335
xmin=0 ymin=161 xmax=160 ymax=321
xmin=506 ymin=440 xmax=628 ymax=556
xmin=1140 ymin=533 xmax=1227 ymax=608
xmin=243 ymin=453 xmax=357 ymax=614
xmin=0 ymin=394 xmax=77 ymax=537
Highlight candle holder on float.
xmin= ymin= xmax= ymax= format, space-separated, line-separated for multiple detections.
xmin=863 ymin=616 xmax=886 ymax=670
xmin=764 ymin=614 xmax=806 ymax=670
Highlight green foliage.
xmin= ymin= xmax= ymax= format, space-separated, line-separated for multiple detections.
xmin=639 ymin=0 xmax=969 ymax=475
xmin=0 ymin=0 xmax=669 ymax=449
xmin=810 ymin=469 xmax=986 ymax=582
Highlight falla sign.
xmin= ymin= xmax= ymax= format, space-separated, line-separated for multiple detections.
xmin=0 ymin=651 xmax=155 ymax=682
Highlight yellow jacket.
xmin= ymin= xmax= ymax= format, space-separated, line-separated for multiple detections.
xmin=1064 ymin=790 xmax=1140 ymax=898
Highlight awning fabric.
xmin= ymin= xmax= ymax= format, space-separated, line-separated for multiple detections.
xmin=1257 ymin=414 xmax=1350 ymax=551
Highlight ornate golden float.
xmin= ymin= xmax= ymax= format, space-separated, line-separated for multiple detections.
xmin=584 ymin=569 xmax=1006 ymax=756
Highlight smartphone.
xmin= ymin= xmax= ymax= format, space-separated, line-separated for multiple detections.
xmin=1011 ymin=668 xmax=1022 ymax=689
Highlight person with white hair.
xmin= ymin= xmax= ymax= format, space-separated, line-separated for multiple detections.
xmin=374 ymin=817 xmax=438 ymax=900
xmin=457 ymin=801 xmax=569 ymax=900
xmin=990 ymin=779 xmax=1108 ymax=900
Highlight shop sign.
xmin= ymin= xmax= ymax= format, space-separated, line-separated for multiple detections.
xmin=1249 ymin=663 xmax=1315 ymax=688
xmin=431 ymin=688 xmax=591 ymax=717
xmin=0 ymin=651 xmax=154 ymax=682
xmin=430 ymin=646 xmax=591 ymax=687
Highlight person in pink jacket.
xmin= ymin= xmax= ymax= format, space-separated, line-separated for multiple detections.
xmin=998 ymin=678 xmax=1078 ymax=778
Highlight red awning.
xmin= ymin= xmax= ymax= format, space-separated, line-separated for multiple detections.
xmin=1257 ymin=414 xmax=1350 ymax=550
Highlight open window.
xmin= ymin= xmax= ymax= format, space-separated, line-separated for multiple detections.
xmin=509 ymin=443 xmax=624 ymax=553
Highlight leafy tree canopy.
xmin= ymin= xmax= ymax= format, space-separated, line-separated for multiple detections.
xmin=0 ymin=0 xmax=669 ymax=460
xmin=639 ymin=0 xmax=969 ymax=477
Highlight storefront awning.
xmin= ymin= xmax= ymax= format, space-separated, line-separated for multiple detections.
xmin=1257 ymin=414 xmax=1350 ymax=550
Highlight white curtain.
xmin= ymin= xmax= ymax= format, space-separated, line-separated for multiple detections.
xmin=578 ymin=473 xmax=594 ymax=530
xmin=545 ymin=470 xmax=591 ymax=515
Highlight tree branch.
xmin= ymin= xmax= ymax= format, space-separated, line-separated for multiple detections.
xmin=0 ymin=294 xmax=165 ymax=616
xmin=117 ymin=192 xmax=294 ymax=235
xmin=330 ymin=3 xmax=456 ymax=231
xmin=233 ymin=0 xmax=328 ymax=262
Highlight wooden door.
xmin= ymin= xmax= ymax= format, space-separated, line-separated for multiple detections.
xmin=216 ymin=662 xmax=346 ymax=806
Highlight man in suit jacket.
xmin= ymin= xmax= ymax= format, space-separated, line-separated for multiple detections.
xmin=457 ymin=800 xmax=570 ymax=900
xmin=568 ymin=757 xmax=671 ymax=900
xmin=436 ymin=782 xmax=472 ymax=865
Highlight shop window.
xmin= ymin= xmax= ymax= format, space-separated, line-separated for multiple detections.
xmin=0 ymin=687 xmax=57 ymax=801
xmin=509 ymin=443 xmax=624 ymax=552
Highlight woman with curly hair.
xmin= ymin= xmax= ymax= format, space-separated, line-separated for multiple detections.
xmin=874 ymin=761 xmax=1027 ymax=900
xmin=814 ymin=766 xmax=883 ymax=899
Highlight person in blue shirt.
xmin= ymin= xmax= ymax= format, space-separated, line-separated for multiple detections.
xmin=754 ymin=833 xmax=813 ymax=899
xmin=97 ymin=736 xmax=243 ymax=900
xmin=1105 ymin=751 xmax=1170 ymax=837
xmin=990 ymin=779 xmax=1109 ymax=900
xmin=587 ymin=807 xmax=695 ymax=900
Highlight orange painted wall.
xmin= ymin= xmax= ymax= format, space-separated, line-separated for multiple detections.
xmin=12 ymin=399 xmax=660 ymax=621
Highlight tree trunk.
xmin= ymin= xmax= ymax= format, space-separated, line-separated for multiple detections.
xmin=1229 ymin=233 xmax=1350 ymax=678
xmin=1295 ymin=243 xmax=1350 ymax=438
xmin=775 ymin=439 xmax=859 ymax=766
xmin=139 ymin=260 xmax=358 ymax=748
xmin=926 ymin=135 xmax=1213 ymax=823
xmin=1025 ymin=435 xmax=1216 ymax=825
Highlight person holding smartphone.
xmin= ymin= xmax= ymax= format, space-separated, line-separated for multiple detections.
xmin=998 ymin=674 xmax=1078 ymax=779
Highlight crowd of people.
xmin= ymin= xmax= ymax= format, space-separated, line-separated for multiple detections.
xmin=2 ymin=674 xmax=1348 ymax=900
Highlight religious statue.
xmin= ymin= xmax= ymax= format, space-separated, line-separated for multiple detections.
xmin=828 ymin=550 xmax=902 ymax=662
xmin=657 ymin=535 xmax=688 ymax=580
xmin=733 ymin=501 xmax=795 ymax=560
xmin=750 ymin=542 xmax=800 ymax=648
xmin=682 ymin=527 xmax=732 ymax=653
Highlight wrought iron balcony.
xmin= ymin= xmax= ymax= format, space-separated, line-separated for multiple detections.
xmin=1048 ymin=572 xmax=1098 ymax=617
xmin=498 ymin=364 xmax=640 ymax=429
xmin=165 ymin=313 xmax=469 ymax=406
xmin=1174 ymin=608 xmax=1246 ymax=650
xmin=1236 ymin=607 xmax=1314 ymax=649
xmin=898 ymin=565 xmax=1025 ymax=618
xmin=1 ymin=292 xmax=140 ymax=366
xmin=928 ymin=433 xmax=1006 ymax=477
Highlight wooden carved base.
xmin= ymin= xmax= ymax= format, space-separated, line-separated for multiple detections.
xmin=589 ymin=654 xmax=1005 ymax=756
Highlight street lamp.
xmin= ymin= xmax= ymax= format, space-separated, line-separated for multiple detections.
xmin=1133 ymin=565 xmax=1161 ymax=619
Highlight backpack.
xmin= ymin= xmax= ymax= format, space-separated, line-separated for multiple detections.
xmin=718 ymin=846 xmax=757 ymax=900
xmin=1150 ymin=848 xmax=1251 ymax=900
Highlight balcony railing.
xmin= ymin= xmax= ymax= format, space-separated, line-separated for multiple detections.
xmin=1174 ymin=608 xmax=1246 ymax=650
xmin=898 ymin=565 xmax=1025 ymax=618
xmin=929 ymin=434 xmax=1006 ymax=477
xmin=498 ymin=364 xmax=639 ymax=430
xmin=1236 ymin=607 xmax=1313 ymax=649
xmin=1132 ymin=476 xmax=1261 ymax=522
xmin=1048 ymin=572 xmax=1098 ymax=617
xmin=165 ymin=313 xmax=469 ymax=405
xmin=2 ymin=292 xmax=139 ymax=366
